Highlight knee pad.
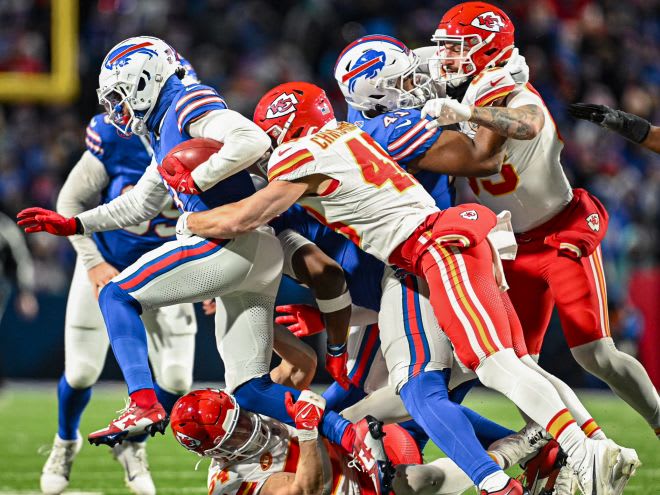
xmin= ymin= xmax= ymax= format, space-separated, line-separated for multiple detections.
xmin=571 ymin=338 xmax=618 ymax=376
xmin=64 ymin=362 xmax=102 ymax=389
xmin=158 ymin=364 xmax=193 ymax=395
xmin=99 ymin=282 xmax=142 ymax=314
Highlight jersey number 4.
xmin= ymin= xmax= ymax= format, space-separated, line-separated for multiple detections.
xmin=468 ymin=163 xmax=520 ymax=196
xmin=346 ymin=134 xmax=416 ymax=193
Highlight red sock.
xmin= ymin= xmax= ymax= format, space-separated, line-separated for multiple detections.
xmin=130 ymin=388 xmax=158 ymax=408
xmin=340 ymin=424 xmax=356 ymax=453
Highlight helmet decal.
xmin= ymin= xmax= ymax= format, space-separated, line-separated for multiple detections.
xmin=175 ymin=431 xmax=202 ymax=450
xmin=104 ymin=41 xmax=158 ymax=70
xmin=470 ymin=12 xmax=506 ymax=32
xmin=343 ymin=50 xmax=386 ymax=92
xmin=266 ymin=92 xmax=299 ymax=119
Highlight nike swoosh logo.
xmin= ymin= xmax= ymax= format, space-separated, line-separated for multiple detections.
xmin=124 ymin=460 xmax=136 ymax=482
xmin=276 ymin=146 xmax=293 ymax=157
xmin=490 ymin=76 xmax=505 ymax=87
xmin=592 ymin=455 xmax=597 ymax=495
xmin=395 ymin=119 xmax=412 ymax=128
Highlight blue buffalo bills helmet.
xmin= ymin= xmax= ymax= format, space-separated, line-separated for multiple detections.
xmin=334 ymin=35 xmax=437 ymax=113
xmin=98 ymin=36 xmax=179 ymax=135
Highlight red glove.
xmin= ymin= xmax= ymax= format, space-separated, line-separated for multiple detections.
xmin=17 ymin=208 xmax=79 ymax=236
xmin=157 ymin=159 xmax=200 ymax=195
xmin=275 ymin=304 xmax=325 ymax=337
xmin=285 ymin=390 xmax=326 ymax=440
xmin=326 ymin=344 xmax=352 ymax=390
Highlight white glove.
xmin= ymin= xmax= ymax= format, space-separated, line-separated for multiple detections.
xmin=176 ymin=212 xmax=193 ymax=239
xmin=421 ymin=97 xmax=472 ymax=130
xmin=504 ymin=48 xmax=529 ymax=86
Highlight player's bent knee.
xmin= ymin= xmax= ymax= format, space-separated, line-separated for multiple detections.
xmin=571 ymin=338 xmax=619 ymax=377
xmin=159 ymin=364 xmax=193 ymax=395
xmin=99 ymin=281 xmax=142 ymax=314
xmin=64 ymin=363 xmax=102 ymax=389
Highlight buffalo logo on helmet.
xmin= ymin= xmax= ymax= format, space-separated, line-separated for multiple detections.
xmin=343 ymin=50 xmax=386 ymax=92
xmin=470 ymin=12 xmax=506 ymax=32
xmin=175 ymin=431 xmax=202 ymax=450
xmin=460 ymin=210 xmax=479 ymax=221
xmin=266 ymin=93 xmax=299 ymax=119
xmin=104 ymin=41 xmax=159 ymax=70
xmin=586 ymin=213 xmax=600 ymax=232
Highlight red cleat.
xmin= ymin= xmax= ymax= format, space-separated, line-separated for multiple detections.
xmin=88 ymin=401 xmax=168 ymax=447
xmin=349 ymin=416 xmax=395 ymax=495
xmin=480 ymin=478 xmax=528 ymax=495
xmin=520 ymin=440 xmax=567 ymax=494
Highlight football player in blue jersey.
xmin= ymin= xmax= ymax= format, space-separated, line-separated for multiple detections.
xmin=19 ymin=37 xmax=387 ymax=493
xmin=39 ymin=60 xmax=202 ymax=495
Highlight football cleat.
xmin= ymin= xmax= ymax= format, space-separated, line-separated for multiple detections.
xmin=489 ymin=421 xmax=550 ymax=469
xmin=552 ymin=465 xmax=578 ymax=495
xmin=88 ymin=400 xmax=168 ymax=447
xmin=113 ymin=440 xmax=156 ymax=495
xmin=611 ymin=445 xmax=641 ymax=495
xmin=520 ymin=440 xmax=566 ymax=494
xmin=40 ymin=432 xmax=83 ymax=495
xmin=566 ymin=438 xmax=620 ymax=495
xmin=349 ymin=416 xmax=396 ymax=495
xmin=480 ymin=478 xmax=529 ymax=495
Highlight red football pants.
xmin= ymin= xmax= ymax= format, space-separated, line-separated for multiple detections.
xmin=504 ymin=243 xmax=610 ymax=355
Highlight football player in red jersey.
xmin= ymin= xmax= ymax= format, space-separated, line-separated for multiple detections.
xmin=422 ymin=1 xmax=659 ymax=449
xmin=171 ymin=81 xmax=637 ymax=495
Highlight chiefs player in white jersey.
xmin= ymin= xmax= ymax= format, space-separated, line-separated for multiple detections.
xmin=421 ymin=1 xmax=660 ymax=443
xmin=170 ymin=81 xmax=636 ymax=495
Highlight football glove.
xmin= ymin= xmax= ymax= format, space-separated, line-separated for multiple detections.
xmin=567 ymin=103 xmax=651 ymax=144
xmin=17 ymin=207 xmax=80 ymax=236
xmin=275 ymin=304 xmax=325 ymax=337
xmin=503 ymin=48 xmax=529 ymax=86
xmin=285 ymin=390 xmax=326 ymax=441
xmin=326 ymin=343 xmax=352 ymax=390
xmin=422 ymin=97 xmax=472 ymax=130
xmin=158 ymin=160 xmax=200 ymax=195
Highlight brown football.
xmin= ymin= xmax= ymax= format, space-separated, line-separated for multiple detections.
xmin=161 ymin=138 xmax=223 ymax=174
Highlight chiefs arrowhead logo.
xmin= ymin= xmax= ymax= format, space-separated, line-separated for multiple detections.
xmin=266 ymin=92 xmax=299 ymax=119
xmin=460 ymin=210 xmax=479 ymax=221
xmin=586 ymin=213 xmax=600 ymax=232
xmin=175 ymin=431 xmax=201 ymax=449
xmin=471 ymin=12 xmax=506 ymax=32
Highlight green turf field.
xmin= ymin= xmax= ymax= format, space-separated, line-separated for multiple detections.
xmin=0 ymin=383 xmax=657 ymax=494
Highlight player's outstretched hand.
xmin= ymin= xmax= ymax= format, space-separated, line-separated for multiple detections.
xmin=422 ymin=97 xmax=472 ymax=130
xmin=275 ymin=304 xmax=325 ymax=337
xmin=17 ymin=207 xmax=78 ymax=236
xmin=285 ymin=390 xmax=326 ymax=441
xmin=326 ymin=344 xmax=352 ymax=390
xmin=504 ymin=48 xmax=529 ymax=85
xmin=157 ymin=160 xmax=200 ymax=195
xmin=568 ymin=103 xmax=651 ymax=144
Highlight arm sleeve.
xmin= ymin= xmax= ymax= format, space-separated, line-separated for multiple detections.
xmin=0 ymin=214 xmax=36 ymax=292
xmin=188 ymin=109 xmax=271 ymax=191
xmin=506 ymin=88 xmax=542 ymax=109
xmin=56 ymin=151 xmax=110 ymax=269
xmin=76 ymin=160 xmax=171 ymax=233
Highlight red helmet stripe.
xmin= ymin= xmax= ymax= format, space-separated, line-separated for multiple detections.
xmin=341 ymin=56 xmax=383 ymax=83
xmin=108 ymin=41 xmax=154 ymax=66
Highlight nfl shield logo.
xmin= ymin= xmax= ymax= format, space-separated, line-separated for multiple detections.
xmin=586 ymin=213 xmax=600 ymax=232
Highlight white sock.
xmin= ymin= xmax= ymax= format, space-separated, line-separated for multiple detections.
xmin=478 ymin=471 xmax=510 ymax=492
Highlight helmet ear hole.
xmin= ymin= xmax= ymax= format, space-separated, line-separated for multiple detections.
xmin=137 ymin=78 xmax=147 ymax=92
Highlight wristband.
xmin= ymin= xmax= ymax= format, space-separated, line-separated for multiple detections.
xmin=327 ymin=342 xmax=347 ymax=357
xmin=296 ymin=428 xmax=319 ymax=442
xmin=316 ymin=290 xmax=351 ymax=313
xmin=618 ymin=113 xmax=651 ymax=144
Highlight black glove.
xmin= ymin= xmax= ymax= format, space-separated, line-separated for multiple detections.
xmin=568 ymin=103 xmax=651 ymax=144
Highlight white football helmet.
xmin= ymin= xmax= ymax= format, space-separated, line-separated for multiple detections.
xmin=98 ymin=36 xmax=179 ymax=135
xmin=334 ymin=35 xmax=437 ymax=112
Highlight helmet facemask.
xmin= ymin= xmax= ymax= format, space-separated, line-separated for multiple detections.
xmin=375 ymin=53 xmax=439 ymax=109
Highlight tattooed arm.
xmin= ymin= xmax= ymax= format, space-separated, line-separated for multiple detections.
xmin=469 ymin=104 xmax=545 ymax=140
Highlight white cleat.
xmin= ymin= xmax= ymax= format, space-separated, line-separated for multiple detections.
xmin=112 ymin=440 xmax=156 ymax=495
xmin=567 ymin=438 xmax=620 ymax=495
xmin=611 ymin=445 xmax=641 ymax=495
xmin=40 ymin=433 xmax=83 ymax=495
xmin=552 ymin=465 xmax=578 ymax=495
xmin=488 ymin=421 xmax=550 ymax=469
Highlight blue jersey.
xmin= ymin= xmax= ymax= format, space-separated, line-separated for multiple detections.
xmin=85 ymin=114 xmax=178 ymax=271
xmin=347 ymin=107 xmax=455 ymax=209
xmin=272 ymin=205 xmax=384 ymax=312
xmin=150 ymin=82 xmax=256 ymax=212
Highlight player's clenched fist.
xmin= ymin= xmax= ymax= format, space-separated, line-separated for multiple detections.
xmin=275 ymin=304 xmax=325 ymax=337
xmin=285 ymin=390 xmax=326 ymax=441
xmin=17 ymin=207 xmax=79 ymax=236
xmin=158 ymin=159 xmax=200 ymax=195
xmin=326 ymin=345 xmax=352 ymax=390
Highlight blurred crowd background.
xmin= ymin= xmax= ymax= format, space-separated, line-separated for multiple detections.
xmin=0 ymin=0 xmax=658 ymax=386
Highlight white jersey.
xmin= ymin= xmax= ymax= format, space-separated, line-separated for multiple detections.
xmin=207 ymin=417 xmax=365 ymax=495
xmin=464 ymin=84 xmax=573 ymax=232
xmin=267 ymin=122 xmax=439 ymax=262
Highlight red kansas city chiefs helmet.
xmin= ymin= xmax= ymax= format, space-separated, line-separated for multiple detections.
xmin=253 ymin=82 xmax=335 ymax=146
xmin=170 ymin=389 xmax=271 ymax=462
xmin=431 ymin=2 xmax=515 ymax=86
